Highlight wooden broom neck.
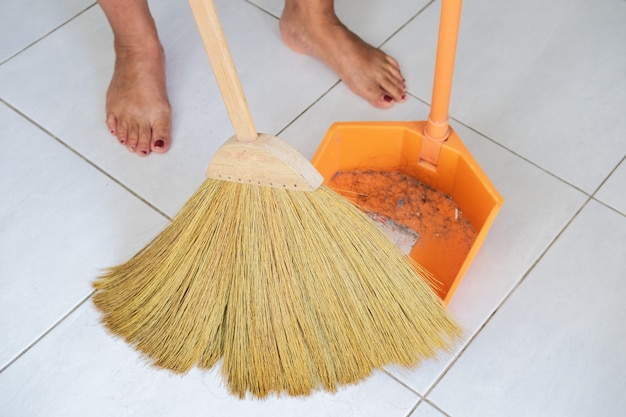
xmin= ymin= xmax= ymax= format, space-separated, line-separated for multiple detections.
xmin=189 ymin=0 xmax=259 ymax=142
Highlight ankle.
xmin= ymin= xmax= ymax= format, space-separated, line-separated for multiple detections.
xmin=281 ymin=3 xmax=345 ymax=55
xmin=283 ymin=0 xmax=336 ymax=19
xmin=282 ymin=0 xmax=341 ymax=29
xmin=113 ymin=40 xmax=164 ymax=73
xmin=115 ymin=35 xmax=162 ymax=55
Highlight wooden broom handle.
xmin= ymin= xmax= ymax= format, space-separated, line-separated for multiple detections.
xmin=189 ymin=0 xmax=258 ymax=142
xmin=422 ymin=0 xmax=463 ymax=165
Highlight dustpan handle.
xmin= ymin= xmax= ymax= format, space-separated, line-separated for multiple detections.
xmin=421 ymin=0 xmax=463 ymax=166
xmin=189 ymin=0 xmax=258 ymax=142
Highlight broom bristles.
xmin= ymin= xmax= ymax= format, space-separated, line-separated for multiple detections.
xmin=93 ymin=178 xmax=461 ymax=398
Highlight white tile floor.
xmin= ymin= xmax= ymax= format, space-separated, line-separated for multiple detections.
xmin=1 ymin=0 xmax=624 ymax=415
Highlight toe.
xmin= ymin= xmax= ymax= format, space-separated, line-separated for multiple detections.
xmin=152 ymin=138 xmax=169 ymax=153
xmin=355 ymin=52 xmax=407 ymax=108
xmin=116 ymin=119 xmax=129 ymax=146
xmin=379 ymin=55 xmax=406 ymax=102
xmin=136 ymin=124 xmax=152 ymax=157
xmin=150 ymin=114 xmax=172 ymax=154
xmin=372 ymin=94 xmax=395 ymax=109
xmin=126 ymin=122 xmax=140 ymax=153
xmin=106 ymin=113 xmax=118 ymax=136
xmin=380 ymin=78 xmax=407 ymax=103
xmin=385 ymin=54 xmax=401 ymax=69
xmin=378 ymin=67 xmax=407 ymax=103
xmin=352 ymin=79 xmax=395 ymax=109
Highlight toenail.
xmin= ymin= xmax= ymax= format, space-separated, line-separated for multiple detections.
xmin=140 ymin=149 xmax=148 ymax=155
xmin=383 ymin=94 xmax=393 ymax=103
xmin=155 ymin=139 xmax=164 ymax=148
xmin=401 ymin=94 xmax=407 ymax=100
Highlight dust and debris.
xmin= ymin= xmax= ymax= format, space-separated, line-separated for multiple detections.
xmin=329 ymin=170 xmax=476 ymax=255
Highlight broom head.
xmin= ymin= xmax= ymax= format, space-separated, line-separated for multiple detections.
xmin=93 ymin=133 xmax=461 ymax=398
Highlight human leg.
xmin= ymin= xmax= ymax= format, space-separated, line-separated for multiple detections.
xmin=98 ymin=0 xmax=172 ymax=156
xmin=279 ymin=0 xmax=406 ymax=108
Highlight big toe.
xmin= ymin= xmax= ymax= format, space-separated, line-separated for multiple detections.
xmin=355 ymin=82 xmax=397 ymax=109
xmin=150 ymin=115 xmax=172 ymax=154
xmin=372 ymin=95 xmax=395 ymax=109
xmin=370 ymin=79 xmax=406 ymax=109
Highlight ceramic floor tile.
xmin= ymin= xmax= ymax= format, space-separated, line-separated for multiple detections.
xmin=388 ymin=0 xmax=626 ymax=194
xmin=281 ymin=87 xmax=588 ymax=394
xmin=0 ymin=302 xmax=419 ymax=417
xmin=0 ymin=0 xmax=338 ymax=217
xmin=0 ymin=0 xmax=93 ymax=63
xmin=428 ymin=200 xmax=626 ymax=417
xmin=595 ymin=157 xmax=626 ymax=216
xmin=409 ymin=401 xmax=449 ymax=417
xmin=0 ymin=103 xmax=167 ymax=371
xmin=250 ymin=0 xmax=432 ymax=47
xmin=2 ymin=0 xmax=622 ymax=413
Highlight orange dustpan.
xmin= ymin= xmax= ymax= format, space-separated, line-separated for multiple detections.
xmin=312 ymin=0 xmax=503 ymax=305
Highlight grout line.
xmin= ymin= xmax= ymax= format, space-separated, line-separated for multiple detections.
xmin=384 ymin=369 xmax=449 ymax=416
xmin=243 ymin=0 xmax=279 ymax=19
xmin=0 ymin=291 xmax=96 ymax=374
xmin=0 ymin=3 xmax=99 ymax=66
xmin=407 ymin=91 xmax=432 ymax=108
xmin=0 ymin=99 xmax=172 ymax=222
xmin=383 ymin=368 xmax=423 ymax=398
xmin=592 ymin=197 xmax=626 ymax=219
xmin=589 ymin=154 xmax=626 ymax=217
xmin=276 ymin=81 xmax=342 ymax=137
xmin=422 ymin=398 xmax=453 ymax=417
xmin=405 ymin=398 xmax=423 ymax=417
xmin=420 ymin=196 xmax=592 ymax=401
xmin=378 ymin=0 xmax=437 ymax=49
xmin=450 ymin=117 xmax=591 ymax=196
xmin=589 ymin=153 xmax=624 ymax=197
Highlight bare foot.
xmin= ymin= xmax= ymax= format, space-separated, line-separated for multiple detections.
xmin=105 ymin=40 xmax=172 ymax=156
xmin=279 ymin=3 xmax=406 ymax=108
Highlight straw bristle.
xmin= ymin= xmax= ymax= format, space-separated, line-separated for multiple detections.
xmin=93 ymin=178 xmax=461 ymax=398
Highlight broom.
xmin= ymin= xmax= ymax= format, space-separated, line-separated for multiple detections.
xmin=92 ymin=0 xmax=461 ymax=398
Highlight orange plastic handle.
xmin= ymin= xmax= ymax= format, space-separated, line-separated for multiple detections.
xmin=421 ymin=0 xmax=463 ymax=166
